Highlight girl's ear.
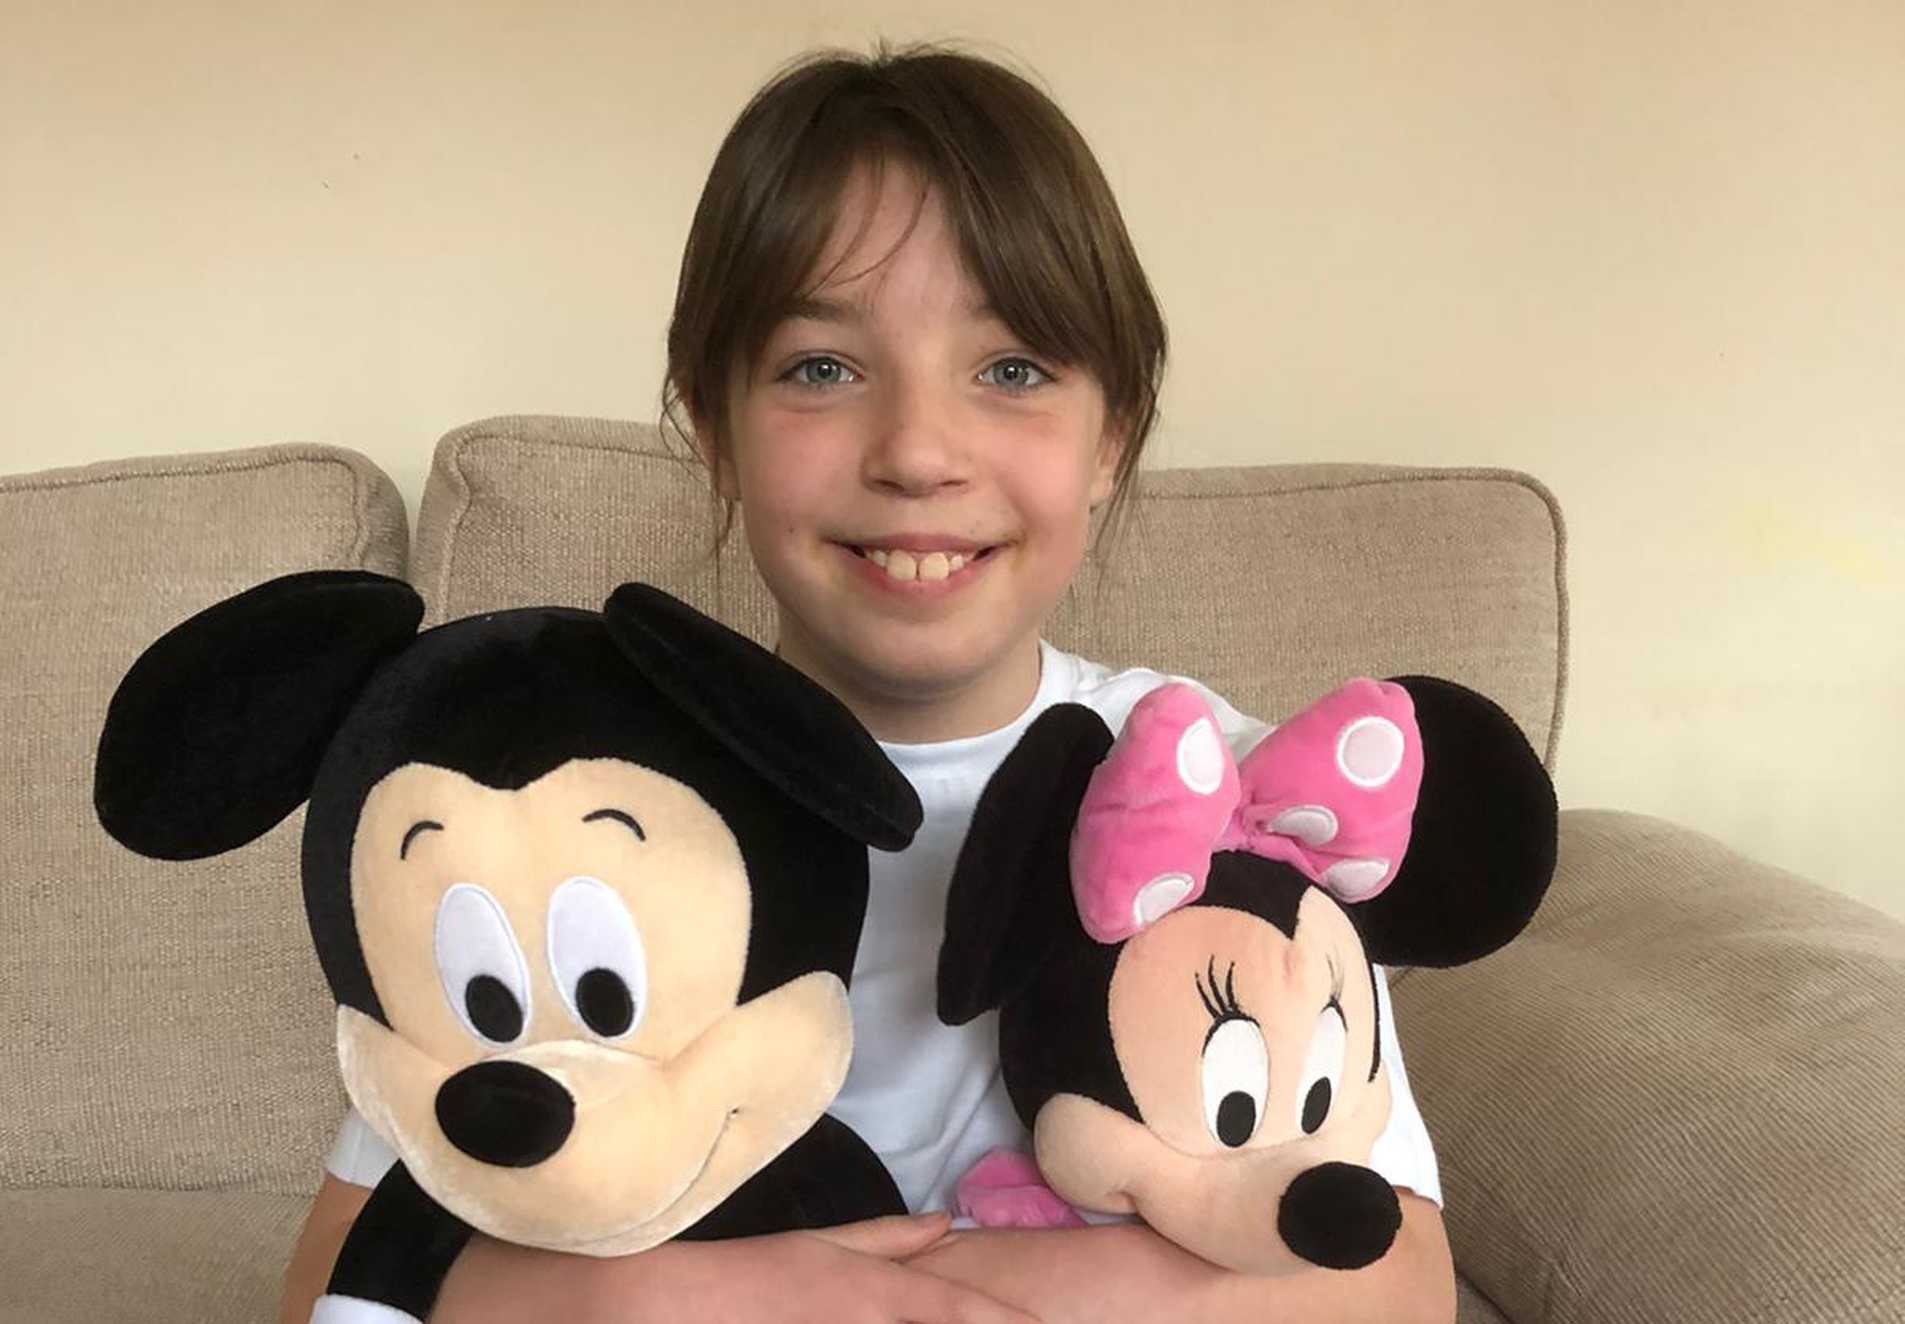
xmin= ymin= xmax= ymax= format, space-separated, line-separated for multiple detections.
xmin=1350 ymin=676 xmax=1558 ymax=967
xmin=937 ymin=703 xmax=1114 ymax=1026
xmin=601 ymin=582 xmax=922 ymax=851
xmin=94 ymin=570 xmax=424 ymax=861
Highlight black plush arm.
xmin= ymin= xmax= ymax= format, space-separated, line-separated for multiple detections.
xmin=677 ymin=1114 xmax=907 ymax=1240
xmin=317 ymin=1162 xmax=476 ymax=1323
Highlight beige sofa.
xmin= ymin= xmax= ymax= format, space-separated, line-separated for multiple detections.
xmin=2 ymin=415 xmax=1898 ymax=1323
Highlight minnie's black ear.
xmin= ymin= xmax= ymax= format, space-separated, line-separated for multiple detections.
xmin=601 ymin=583 xmax=921 ymax=851
xmin=95 ymin=570 xmax=424 ymax=861
xmin=1350 ymin=676 xmax=1557 ymax=967
xmin=937 ymin=703 xmax=1114 ymax=1026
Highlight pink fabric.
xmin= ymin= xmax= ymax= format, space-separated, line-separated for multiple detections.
xmin=1069 ymin=680 xmax=1423 ymax=942
xmin=953 ymin=1148 xmax=1089 ymax=1229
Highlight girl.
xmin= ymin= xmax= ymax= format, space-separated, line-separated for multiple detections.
xmin=284 ymin=41 xmax=1456 ymax=1324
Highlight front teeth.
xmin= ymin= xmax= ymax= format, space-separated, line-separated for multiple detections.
xmin=864 ymin=549 xmax=968 ymax=582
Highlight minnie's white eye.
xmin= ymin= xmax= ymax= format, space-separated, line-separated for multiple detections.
xmin=434 ymin=884 xmax=531 ymax=1046
xmin=547 ymin=876 xmax=647 ymax=1041
xmin=1296 ymin=1003 xmax=1349 ymax=1134
xmin=1201 ymin=1018 xmax=1269 ymax=1148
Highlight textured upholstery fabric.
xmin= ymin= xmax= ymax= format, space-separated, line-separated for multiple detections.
xmin=0 ymin=1186 xmax=305 ymax=1323
xmin=0 ymin=446 xmax=406 ymax=1198
xmin=1395 ymin=809 xmax=1905 ymax=1323
xmin=410 ymin=415 xmax=1568 ymax=766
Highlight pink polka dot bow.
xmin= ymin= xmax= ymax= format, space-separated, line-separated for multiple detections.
xmin=1068 ymin=680 xmax=1424 ymax=943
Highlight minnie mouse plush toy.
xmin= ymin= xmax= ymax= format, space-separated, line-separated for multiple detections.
xmin=938 ymin=675 xmax=1556 ymax=1275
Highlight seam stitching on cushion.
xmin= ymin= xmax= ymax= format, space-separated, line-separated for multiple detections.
xmin=2 ymin=448 xmax=396 ymax=575
xmin=430 ymin=431 xmax=482 ymax=627
xmin=0 ymin=448 xmax=353 ymax=495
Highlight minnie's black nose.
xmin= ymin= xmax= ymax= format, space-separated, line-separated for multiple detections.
xmin=435 ymin=1060 xmax=575 ymax=1167
xmin=1277 ymin=1162 xmax=1402 ymax=1269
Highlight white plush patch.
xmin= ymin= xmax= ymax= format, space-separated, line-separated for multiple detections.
xmin=1135 ymin=873 xmax=1194 ymax=927
xmin=311 ymin=1295 xmax=422 ymax=1324
xmin=1336 ymin=716 xmax=1405 ymax=788
xmin=434 ymin=883 xmax=531 ymax=1045
xmin=1176 ymin=717 xmax=1227 ymax=795
xmin=1268 ymin=804 xmax=1339 ymax=846
xmin=546 ymin=875 xmax=648 ymax=1041
xmin=1323 ymin=857 xmax=1392 ymax=901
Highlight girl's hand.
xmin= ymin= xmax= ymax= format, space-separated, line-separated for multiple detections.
xmin=431 ymin=1210 xmax=1043 ymax=1324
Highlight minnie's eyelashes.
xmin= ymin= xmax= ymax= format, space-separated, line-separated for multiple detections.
xmin=1195 ymin=956 xmax=1250 ymax=1024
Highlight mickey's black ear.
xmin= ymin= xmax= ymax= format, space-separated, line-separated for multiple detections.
xmin=937 ymin=703 xmax=1114 ymax=1026
xmin=1351 ymin=676 xmax=1558 ymax=967
xmin=601 ymin=583 xmax=922 ymax=851
xmin=95 ymin=570 xmax=424 ymax=861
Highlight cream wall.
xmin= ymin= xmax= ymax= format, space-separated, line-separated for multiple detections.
xmin=5 ymin=2 xmax=1900 ymax=918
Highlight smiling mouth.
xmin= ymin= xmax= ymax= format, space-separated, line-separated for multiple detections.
xmin=846 ymin=544 xmax=999 ymax=582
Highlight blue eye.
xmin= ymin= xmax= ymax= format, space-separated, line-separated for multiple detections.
xmin=980 ymin=357 xmax=1053 ymax=392
xmin=783 ymin=356 xmax=859 ymax=389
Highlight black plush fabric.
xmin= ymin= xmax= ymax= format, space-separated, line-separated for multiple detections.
xmin=938 ymin=703 xmax=1141 ymax=1126
xmin=327 ymin=1162 xmax=475 ymax=1319
xmin=93 ymin=570 xmax=423 ymax=861
xmin=604 ymin=583 xmax=923 ymax=852
xmin=937 ymin=703 xmax=1113 ymax=1025
xmin=434 ymin=1060 xmax=576 ymax=1168
xmin=677 ymin=1114 xmax=907 ymax=1239
xmin=1276 ymin=1162 xmax=1402 ymax=1270
xmin=1350 ymin=676 xmax=1558 ymax=968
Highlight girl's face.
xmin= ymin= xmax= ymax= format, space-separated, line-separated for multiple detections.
xmin=710 ymin=165 xmax=1122 ymax=742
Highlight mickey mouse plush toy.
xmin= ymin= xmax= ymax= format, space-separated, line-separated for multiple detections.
xmin=938 ymin=675 xmax=1556 ymax=1276
xmin=94 ymin=572 xmax=916 ymax=1323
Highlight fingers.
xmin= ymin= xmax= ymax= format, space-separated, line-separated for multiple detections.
xmin=806 ymin=1210 xmax=952 ymax=1258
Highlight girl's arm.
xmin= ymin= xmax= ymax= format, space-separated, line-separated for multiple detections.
xmin=902 ymin=1192 xmax=1456 ymax=1324
xmin=281 ymin=1177 xmax=1042 ymax=1324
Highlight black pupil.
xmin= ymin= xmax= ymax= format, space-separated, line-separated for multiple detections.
xmin=576 ymin=967 xmax=634 ymax=1037
xmin=1216 ymin=1091 xmax=1257 ymax=1148
xmin=464 ymin=974 xmax=523 ymax=1042
xmin=1302 ymin=1079 xmax=1333 ymax=1134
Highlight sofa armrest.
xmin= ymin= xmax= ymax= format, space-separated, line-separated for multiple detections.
xmin=1390 ymin=809 xmax=1905 ymax=1324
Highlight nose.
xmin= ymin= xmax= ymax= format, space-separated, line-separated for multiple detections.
xmin=1277 ymin=1162 xmax=1402 ymax=1270
xmin=863 ymin=377 xmax=968 ymax=496
xmin=434 ymin=1060 xmax=575 ymax=1167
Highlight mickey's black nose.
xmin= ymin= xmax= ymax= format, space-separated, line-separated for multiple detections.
xmin=1277 ymin=1162 xmax=1402 ymax=1269
xmin=435 ymin=1060 xmax=575 ymax=1167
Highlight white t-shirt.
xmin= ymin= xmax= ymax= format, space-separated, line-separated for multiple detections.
xmin=326 ymin=642 xmax=1442 ymax=1214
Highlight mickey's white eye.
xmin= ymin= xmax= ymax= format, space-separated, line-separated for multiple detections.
xmin=1296 ymin=1002 xmax=1349 ymax=1134
xmin=1201 ymin=1017 xmax=1270 ymax=1148
xmin=434 ymin=884 xmax=531 ymax=1046
xmin=547 ymin=876 xmax=647 ymax=1041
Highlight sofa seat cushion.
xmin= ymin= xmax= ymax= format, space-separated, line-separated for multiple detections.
xmin=1394 ymin=809 xmax=1905 ymax=1323
xmin=0 ymin=1185 xmax=306 ymax=1321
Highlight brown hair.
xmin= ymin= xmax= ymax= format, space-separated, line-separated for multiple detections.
xmin=659 ymin=39 xmax=1167 ymax=549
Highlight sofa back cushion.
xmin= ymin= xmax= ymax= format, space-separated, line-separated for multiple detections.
xmin=413 ymin=415 xmax=1567 ymax=763
xmin=0 ymin=446 xmax=406 ymax=1196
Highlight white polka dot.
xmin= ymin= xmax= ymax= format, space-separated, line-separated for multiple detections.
xmin=1175 ymin=717 xmax=1227 ymax=795
xmin=1336 ymin=716 xmax=1405 ymax=788
xmin=1267 ymin=805 xmax=1338 ymax=846
xmin=1135 ymin=874 xmax=1194 ymax=927
xmin=1323 ymin=858 xmax=1391 ymax=901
